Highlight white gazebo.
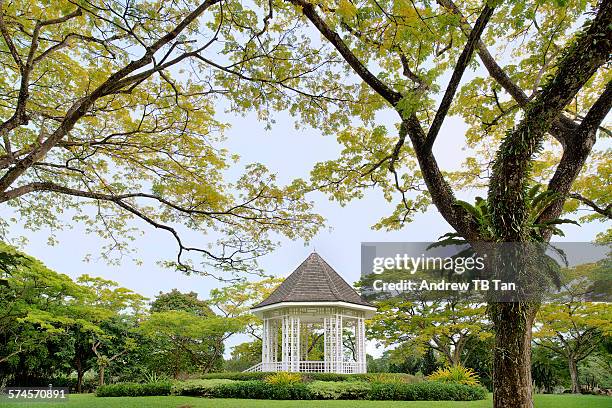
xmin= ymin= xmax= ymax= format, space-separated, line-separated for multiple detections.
xmin=246 ymin=252 xmax=376 ymax=374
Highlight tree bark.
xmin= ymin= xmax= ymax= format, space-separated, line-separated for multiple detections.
xmin=75 ymin=365 xmax=84 ymax=394
xmin=568 ymin=355 xmax=581 ymax=394
xmin=491 ymin=303 xmax=537 ymax=408
xmin=98 ymin=364 xmax=105 ymax=386
xmin=485 ymin=3 xmax=611 ymax=407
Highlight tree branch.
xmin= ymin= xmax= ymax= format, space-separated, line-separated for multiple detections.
xmin=0 ymin=0 xmax=221 ymax=193
xmin=424 ymin=3 xmax=495 ymax=151
xmin=289 ymin=0 xmax=479 ymax=239
xmin=569 ymin=193 xmax=612 ymax=219
xmin=489 ymin=2 xmax=612 ymax=240
xmin=437 ymin=0 xmax=580 ymax=147
xmin=0 ymin=179 xmax=302 ymax=276
xmin=286 ymin=0 xmax=402 ymax=106
xmin=0 ymin=345 xmax=22 ymax=364
xmin=0 ymin=0 xmax=23 ymax=69
xmin=402 ymin=117 xmax=480 ymax=240
xmin=537 ymin=80 xmax=612 ymax=229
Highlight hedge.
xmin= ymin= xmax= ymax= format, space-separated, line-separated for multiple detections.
xmin=171 ymin=379 xmax=486 ymax=401
xmin=307 ymin=381 xmax=370 ymax=400
xmin=96 ymin=381 xmax=172 ymax=397
xmin=369 ymin=382 xmax=487 ymax=401
xmin=172 ymin=379 xmax=237 ymax=396
xmin=208 ymin=380 xmax=312 ymax=400
xmin=198 ymin=372 xmax=270 ymax=381
xmin=197 ymin=372 xmax=419 ymax=383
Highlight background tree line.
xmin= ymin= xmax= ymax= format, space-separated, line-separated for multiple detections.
xmin=1 ymin=239 xmax=610 ymax=395
xmin=0 ymin=242 xmax=277 ymax=391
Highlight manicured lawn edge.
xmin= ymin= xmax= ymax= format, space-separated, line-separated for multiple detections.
xmin=5 ymin=393 xmax=612 ymax=408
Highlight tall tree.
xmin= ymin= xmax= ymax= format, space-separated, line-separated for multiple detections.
xmin=141 ymin=289 xmax=239 ymax=377
xmin=207 ymin=277 xmax=283 ymax=338
xmin=262 ymin=1 xmax=610 ymax=406
xmin=369 ymin=296 xmax=490 ymax=367
xmin=77 ymin=275 xmax=147 ymax=386
xmin=0 ymin=242 xmax=87 ymax=384
xmin=534 ymin=264 xmax=612 ymax=393
xmin=362 ymin=268 xmax=491 ymax=367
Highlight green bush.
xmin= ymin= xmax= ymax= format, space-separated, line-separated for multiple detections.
xmin=428 ymin=364 xmax=481 ymax=386
xmin=307 ymin=381 xmax=370 ymax=399
xmin=172 ymin=379 xmax=237 ymax=396
xmin=209 ymin=380 xmax=312 ymax=400
xmin=96 ymin=381 xmax=172 ymax=397
xmin=172 ymin=378 xmax=482 ymax=401
xmin=304 ymin=373 xmax=353 ymax=382
xmin=369 ymin=381 xmax=487 ymax=401
xmin=199 ymin=372 xmax=271 ymax=381
xmin=366 ymin=372 xmax=421 ymax=384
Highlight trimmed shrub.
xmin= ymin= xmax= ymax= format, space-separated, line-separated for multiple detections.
xmin=199 ymin=372 xmax=270 ymax=381
xmin=96 ymin=381 xmax=172 ymax=397
xmin=304 ymin=373 xmax=353 ymax=382
xmin=307 ymin=381 xmax=370 ymax=400
xmin=172 ymin=379 xmax=237 ymax=396
xmin=209 ymin=380 xmax=312 ymax=400
xmin=369 ymin=381 xmax=487 ymax=401
xmin=428 ymin=364 xmax=481 ymax=386
xmin=366 ymin=372 xmax=420 ymax=384
xmin=265 ymin=372 xmax=303 ymax=385
xmin=173 ymin=378 xmax=483 ymax=401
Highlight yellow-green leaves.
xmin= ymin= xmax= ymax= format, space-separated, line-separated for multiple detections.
xmin=396 ymin=92 xmax=425 ymax=119
xmin=337 ymin=0 xmax=358 ymax=20
xmin=367 ymin=292 xmax=491 ymax=366
xmin=141 ymin=310 xmax=242 ymax=339
xmin=392 ymin=0 xmax=417 ymax=19
xmin=0 ymin=0 xmax=334 ymax=275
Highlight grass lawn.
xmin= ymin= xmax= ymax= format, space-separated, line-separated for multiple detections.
xmin=1 ymin=393 xmax=611 ymax=408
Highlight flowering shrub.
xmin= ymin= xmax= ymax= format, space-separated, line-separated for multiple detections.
xmin=428 ymin=364 xmax=480 ymax=386
xmin=264 ymin=371 xmax=303 ymax=385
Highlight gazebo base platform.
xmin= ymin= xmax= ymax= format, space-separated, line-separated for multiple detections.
xmin=244 ymin=361 xmax=366 ymax=373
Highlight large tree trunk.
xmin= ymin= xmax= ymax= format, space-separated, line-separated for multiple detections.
xmin=568 ymin=355 xmax=581 ymax=394
xmin=98 ymin=365 xmax=105 ymax=386
xmin=75 ymin=365 xmax=84 ymax=394
xmin=484 ymin=4 xmax=612 ymax=406
xmin=491 ymin=303 xmax=537 ymax=408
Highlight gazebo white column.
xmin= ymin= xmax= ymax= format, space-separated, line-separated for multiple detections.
xmin=355 ymin=317 xmax=366 ymax=373
xmin=261 ymin=318 xmax=278 ymax=371
xmin=281 ymin=314 xmax=300 ymax=372
xmin=323 ymin=313 xmax=343 ymax=373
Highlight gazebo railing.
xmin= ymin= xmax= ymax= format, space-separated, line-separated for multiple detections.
xmin=244 ymin=361 xmax=366 ymax=373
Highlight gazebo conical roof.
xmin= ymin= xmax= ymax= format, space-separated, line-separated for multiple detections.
xmin=252 ymin=252 xmax=373 ymax=309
